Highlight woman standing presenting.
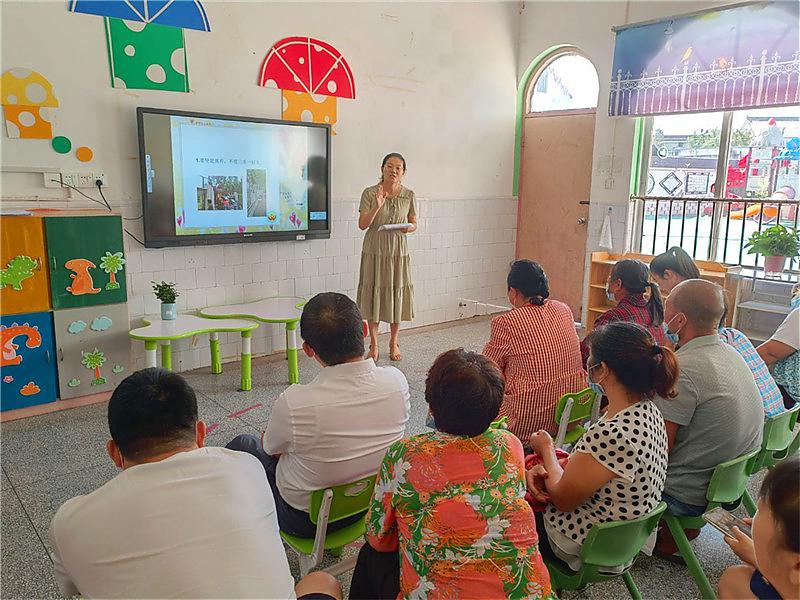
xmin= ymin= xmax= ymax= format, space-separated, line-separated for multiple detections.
xmin=357 ymin=153 xmax=417 ymax=361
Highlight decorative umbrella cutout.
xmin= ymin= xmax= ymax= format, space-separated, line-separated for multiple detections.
xmin=68 ymin=0 xmax=211 ymax=32
xmin=0 ymin=68 xmax=58 ymax=139
xmin=258 ymin=37 xmax=356 ymax=132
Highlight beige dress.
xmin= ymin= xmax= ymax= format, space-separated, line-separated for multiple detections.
xmin=357 ymin=184 xmax=416 ymax=323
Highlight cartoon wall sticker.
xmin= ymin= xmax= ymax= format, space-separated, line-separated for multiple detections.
xmin=3 ymin=375 xmax=13 ymax=383
xmin=90 ymin=316 xmax=113 ymax=331
xmin=1 ymin=255 xmax=39 ymax=291
xmin=112 ymin=364 xmax=124 ymax=374
xmin=67 ymin=378 xmax=81 ymax=387
xmin=0 ymin=68 xmax=59 ymax=139
xmin=68 ymin=0 xmax=212 ymax=32
xmin=99 ymin=251 xmax=125 ymax=290
xmin=81 ymin=348 xmax=107 ymax=385
xmin=68 ymin=320 xmax=87 ymax=334
xmin=65 ymin=258 xmax=101 ymax=295
xmin=1 ymin=323 xmax=42 ymax=366
xmin=20 ymin=381 xmax=40 ymax=396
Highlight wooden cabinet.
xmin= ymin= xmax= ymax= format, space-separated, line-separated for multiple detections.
xmin=1 ymin=216 xmax=51 ymax=315
xmin=586 ymin=252 xmax=741 ymax=332
xmin=45 ymin=215 xmax=127 ymax=309
xmin=1 ymin=311 xmax=58 ymax=411
xmin=53 ymin=304 xmax=131 ymax=400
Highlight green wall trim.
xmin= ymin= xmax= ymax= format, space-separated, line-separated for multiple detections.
xmin=513 ymin=44 xmax=572 ymax=196
xmin=629 ymin=117 xmax=646 ymax=197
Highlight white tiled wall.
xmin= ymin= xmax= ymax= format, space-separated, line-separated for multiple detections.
xmin=124 ymin=196 xmax=517 ymax=371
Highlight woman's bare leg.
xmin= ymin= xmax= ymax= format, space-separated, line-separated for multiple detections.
xmin=389 ymin=323 xmax=402 ymax=361
xmin=367 ymin=321 xmax=380 ymax=360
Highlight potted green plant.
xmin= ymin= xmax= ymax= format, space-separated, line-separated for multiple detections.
xmin=152 ymin=281 xmax=179 ymax=320
xmin=744 ymin=224 xmax=800 ymax=277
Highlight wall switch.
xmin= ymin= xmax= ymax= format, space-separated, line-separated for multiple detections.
xmin=61 ymin=173 xmax=78 ymax=188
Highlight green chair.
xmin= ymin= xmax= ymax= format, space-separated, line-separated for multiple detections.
xmin=742 ymin=404 xmax=800 ymax=515
xmin=545 ymin=502 xmax=667 ymax=600
xmin=554 ymin=388 xmax=599 ymax=448
xmin=280 ymin=474 xmax=377 ymax=577
xmin=662 ymin=448 xmax=760 ymax=600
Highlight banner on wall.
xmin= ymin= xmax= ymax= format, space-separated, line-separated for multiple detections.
xmin=609 ymin=1 xmax=799 ymax=117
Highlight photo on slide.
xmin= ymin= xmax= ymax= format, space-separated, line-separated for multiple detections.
xmin=246 ymin=169 xmax=268 ymax=218
xmin=196 ymin=175 xmax=243 ymax=211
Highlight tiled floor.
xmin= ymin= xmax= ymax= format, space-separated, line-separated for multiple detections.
xmin=1 ymin=317 xmax=753 ymax=599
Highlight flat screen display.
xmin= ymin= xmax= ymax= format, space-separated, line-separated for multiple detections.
xmin=137 ymin=107 xmax=330 ymax=247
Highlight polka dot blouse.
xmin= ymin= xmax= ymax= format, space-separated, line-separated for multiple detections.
xmin=544 ymin=399 xmax=668 ymax=546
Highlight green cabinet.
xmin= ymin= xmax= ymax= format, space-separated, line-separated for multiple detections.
xmin=45 ymin=215 xmax=127 ymax=309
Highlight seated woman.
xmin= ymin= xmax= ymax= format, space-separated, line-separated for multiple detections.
xmin=350 ymin=349 xmax=554 ymax=600
xmin=718 ymin=456 xmax=799 ymax=600
xmin=527 ymin=322 xmax=678 ymax=570
xmin=483 ymin=260 xmax=586 ymax=442
xmin=580 ymin=259 xmax=667 ymax=364
xmin=650 ymin=246 xmax=700 ymax=294
xmin=757 ymin=286 xmax=799 ymax=409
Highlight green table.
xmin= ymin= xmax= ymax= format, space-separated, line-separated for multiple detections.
xmin=199 ymin=297 xmax=306 ymax=384
xmin=129 ymin=314 xmax=260 ymax=391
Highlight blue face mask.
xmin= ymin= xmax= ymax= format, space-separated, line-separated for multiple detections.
xmin=791 ymin=295 xmax=800 ymax=309
xmin=426 ymin=411 xmax=436 ymax=429
xmin=606 ymin=286 xmax=616 ymax=304
xmin=664 ymin=313 xmax=683 ymax=346
xmin=587 ymin=363 xmax=606 ymax=398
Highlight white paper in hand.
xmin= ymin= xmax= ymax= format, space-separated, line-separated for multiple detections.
xmin=378 ymin=223 xmax=412 ymax=231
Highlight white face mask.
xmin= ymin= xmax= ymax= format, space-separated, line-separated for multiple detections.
xmin=606 ymin=286 xmax=616 ymax=303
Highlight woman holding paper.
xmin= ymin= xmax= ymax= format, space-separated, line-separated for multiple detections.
xmin=357 ymin=153 xmax=417 ymax=361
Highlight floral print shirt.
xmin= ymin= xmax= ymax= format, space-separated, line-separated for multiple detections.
xmin=365 ymin=429 xmax=556 ymax=599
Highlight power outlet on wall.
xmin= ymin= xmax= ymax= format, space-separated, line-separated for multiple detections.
xmin=76 ymin=173 xmax=95 ymax=188
xmin=55 ymin=172 xmax=110 ymax=188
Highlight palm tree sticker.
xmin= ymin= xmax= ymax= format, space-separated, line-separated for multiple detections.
xmin=81 ymin=348 xmax=107 ymax=386
xmin=99 ymin=251 xmax=125 ymax=290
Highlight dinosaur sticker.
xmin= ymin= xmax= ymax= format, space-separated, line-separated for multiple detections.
xmin=20 ymin=381 xmax=40 ymax=396
xmin=65 ymin=258 xmax=101 ymax=296
xmin=0 ymin=255 xmax=38 ymax=291
xmin=1 ymin=323 xmax=42 ymax=366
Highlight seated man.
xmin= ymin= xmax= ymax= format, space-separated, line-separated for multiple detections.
xmin=655 ymin=280 xmax=763 ymax=554
xmin=718 ymin=294 xmax=785 ymax=417
xmin=49 ymin=368 xmax=341 ymax=599
xmin=227 ymin=292 xmax=411 ymax=537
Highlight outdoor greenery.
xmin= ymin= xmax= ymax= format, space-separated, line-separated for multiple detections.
xmin=151 ymin=280 xmax=179 ymax=304
xmin=687 ymin=127 xmax=755 ymax=149
xmin=744 ymin=225 xmax=800 ymax=258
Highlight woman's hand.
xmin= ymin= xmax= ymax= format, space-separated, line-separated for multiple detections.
xmin=375 ymin=183 xmax=387 ymax=211
xmin=529 ymin=430 xmax=554 ymax=456
xmin=724 ymin=520 xmax=756 ymax=567
xmin=526 ymin=464 xmax=550 ymax=503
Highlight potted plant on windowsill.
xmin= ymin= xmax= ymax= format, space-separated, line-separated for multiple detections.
xmin=744 ymin=224 xmax=800 ymax=278
xmin=152 ymin=281 xmax=179 ymax=320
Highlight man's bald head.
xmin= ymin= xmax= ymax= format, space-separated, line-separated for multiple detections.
xmin=668 ymin=279 xmax=725 ymax=331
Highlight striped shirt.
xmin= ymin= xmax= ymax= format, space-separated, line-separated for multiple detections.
xmin=719 ymin=327 xmax=785 ymax=417
xmin=483 ymin=300 xmax=587 ymax=444
xmin=581 ymin=294 xmax=668 ymax=364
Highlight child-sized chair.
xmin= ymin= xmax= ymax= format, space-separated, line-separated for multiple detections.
xmin=280 ymin=474 xmax=377 ymax=577
xmin=661 ymin=448 xmax=760 ymax=600
xmin=742 ymin=403 xmax=800 ymax=515
xmin=554 ymin=388 xmax=599 ymax=448
xmin=545 ymin=502 xmax=667 ymax=600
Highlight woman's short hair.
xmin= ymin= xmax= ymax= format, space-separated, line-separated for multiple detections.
xmin=425 ymin=349 xmax=504 ymax=437
xmin=507 ymin=260 xmax=549 ymax=306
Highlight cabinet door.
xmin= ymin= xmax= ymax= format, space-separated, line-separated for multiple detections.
xmin=1 ymin=216 xmax=51 ymax=315
xmin=45 ymin=215 xmax=127 ymax=309
xmin=1 ymin=311 xmax=58 ymax=411
xmin=53 ymin=304 xmax=131 ymax=400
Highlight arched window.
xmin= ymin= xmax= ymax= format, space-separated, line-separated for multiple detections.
xmin=526 ymin=50 xmax=599 ymax=113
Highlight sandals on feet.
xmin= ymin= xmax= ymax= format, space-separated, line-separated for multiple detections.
xmin=367 ymin=345 xmax=379 ymax=361
xmin=389 ymin=345 xmax=402 ymax=361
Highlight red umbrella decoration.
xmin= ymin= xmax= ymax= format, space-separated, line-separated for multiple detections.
xmin=258 ymin=37 xmax=355 ymax=132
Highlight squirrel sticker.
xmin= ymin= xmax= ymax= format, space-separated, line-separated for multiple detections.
xmin=0 ymin=256 xmax=38 ymax=291
xmin=65 ymin=258 xmax=101 ymax=296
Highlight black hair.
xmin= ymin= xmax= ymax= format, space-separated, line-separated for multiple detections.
xmin=425 ymin=348 xmax=504 ymax=437
xmin=507 ymin=260 xmax=549 ymax=306
xmin=300 ymin=292 xmax=364 ymax=366
xmin=380 ymin=152 xmax=406 ymax=180
xmin=759 ymin=455 xmax=799 ymax=553
xmin=650 ymin=246 xmax=701 ymax=280
xmin=586 ymin=321 xmax=679 ymax=399
xmin=108 ymin=368 xmax=198 ymax=461
xmin=610 ymin=259 xmax=664 ymax=326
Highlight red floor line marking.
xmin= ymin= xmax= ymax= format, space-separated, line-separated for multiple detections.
xmin=206 ymin=423 xmax=220 ymax=434
xmin=227 ymin=403 xmax=263 ymax=419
